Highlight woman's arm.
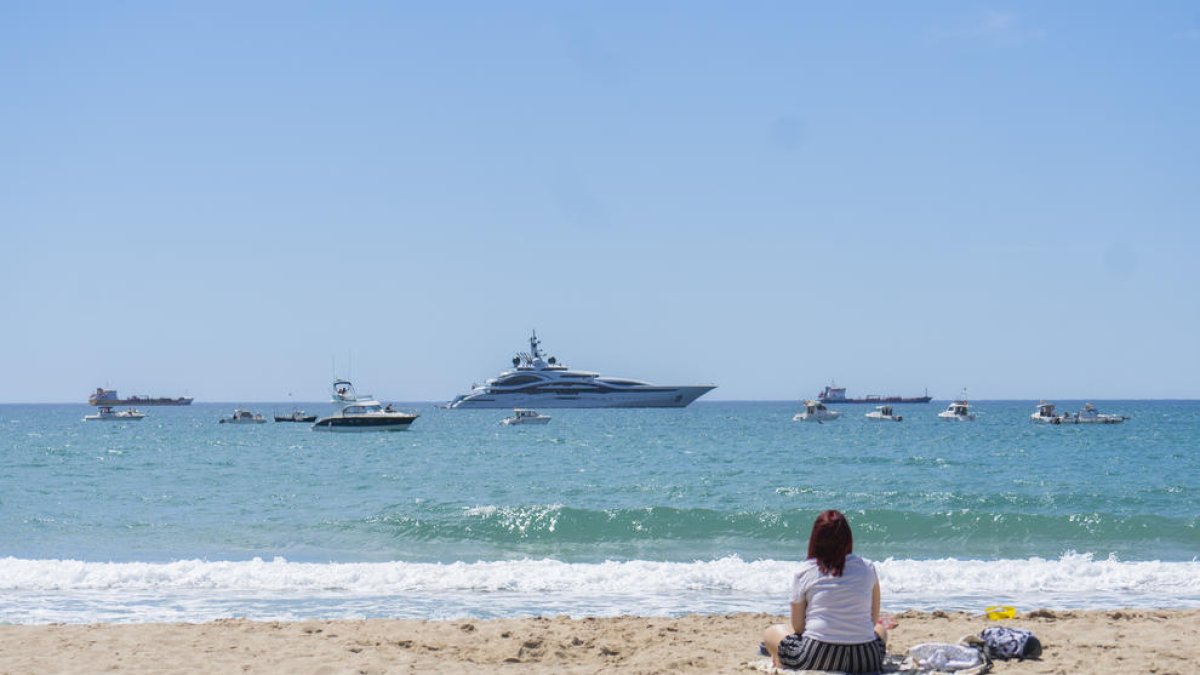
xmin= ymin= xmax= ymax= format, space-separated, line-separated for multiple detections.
xmin=789 ymin=598 xmax=807 ymax=636
xmin=871 ymin=580 xmax=881 ymax=624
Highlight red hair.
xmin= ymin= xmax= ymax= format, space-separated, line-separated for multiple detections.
xmin=807 ymin=509 xmax=854 ymax=577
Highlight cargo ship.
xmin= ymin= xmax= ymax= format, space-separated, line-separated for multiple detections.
xmin=89 ymin=388 xmax=193 ymax=406
xmin=817 ymin=383 xmax=931 ymax=404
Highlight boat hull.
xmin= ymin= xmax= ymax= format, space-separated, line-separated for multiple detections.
xmin=312 ymin=415 xmax=418 ymax=431
xmin=275 ymin=415 xmax=317 ymax=423
xmin=448 ymin=385 xmax=715 ymax=409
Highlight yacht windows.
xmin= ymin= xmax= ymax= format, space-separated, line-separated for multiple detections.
xmin=496 ymin=375 xmax=543 ymax=386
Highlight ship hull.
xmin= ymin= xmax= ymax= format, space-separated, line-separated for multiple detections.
xmin=449 ymin=385 xmax=715 ymax=409
xmin=818 ymin=396 xmax=932 ymax=405
xmin=89 ymin=397 xmax=193 ymax=406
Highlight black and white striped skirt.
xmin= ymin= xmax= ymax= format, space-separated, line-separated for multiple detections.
xmin=777 ymin=633 xmax=885 ymax=673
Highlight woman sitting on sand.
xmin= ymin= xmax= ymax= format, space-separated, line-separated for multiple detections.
xmin=762 ymin=509 xmax=890 ymax=673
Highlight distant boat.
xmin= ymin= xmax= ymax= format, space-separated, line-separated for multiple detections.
xmin=793 ymin=400 xmax=841 ymax=423
xmin=1031 ymin=401 xmax=1063 ymax=424
xmin=83 ymin=406 xmax=146 ymax=421
xmin=89 ymin=388 xmax=192 ymax=406
xmin=1032 ymin=401 xmax=1126 ymax=425
xmin=274 ymin=408 xmax=317 ymax=423
xmin=865 ymin=405 xmax=903 ymax=422
xmin=938 ymin=390 xmax=977 ymax=421
xmin=500 ymin=408 xmax=552 ymax=426
xmin=219 ymin=409 xmax=267 ymax=424
xmin=818 ymin=382 xmax=931 ymax=405
xmin=444 ymin=330 xmax=716 ymax=408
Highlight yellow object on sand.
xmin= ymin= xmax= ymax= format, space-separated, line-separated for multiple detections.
xmin=985 ymin=605 xmax=1016 ymax=620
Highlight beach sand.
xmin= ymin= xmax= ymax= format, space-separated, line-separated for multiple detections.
xmin=1 ymin=609 xmax=1196 ymax=674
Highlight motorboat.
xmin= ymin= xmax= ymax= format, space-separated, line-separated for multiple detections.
xmin=865 ymin=405 xmax=903 ymax=422
xmin=938 ymin=392 xmax=977 ymax=421
xmin=793 ymin=400 xmax=841 ymax=422
xmin=312 ymin=380 xmax=419 ymax=431
xmin=1031 ymin=401 xmax=1063 ymax=424
xmin=444 ymin=331 xmax=716 ymax=408
xmin=83 ymin=406 xmax=146 ymax=421
xmin=1064 ymin=402 xmax=1127 ymax=425
xmin=220 ymin=409 xmax=267 ymax=424
xmin=274 ymin=408 xmax=317 ymax=423
xmin=500 ymin=408 xmax=551 ymax=426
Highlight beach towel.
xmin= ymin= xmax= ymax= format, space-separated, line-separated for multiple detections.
xmin=904 ymin=642 xmax=988 ymax=672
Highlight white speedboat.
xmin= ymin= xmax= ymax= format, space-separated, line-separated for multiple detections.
xmin=220 ymin=409 xmax=266 ymax=424
xmin=445 ymin=331 xmax=716 ymax=409
xmin=500 ymin=408 xmax=551 ymax=426
xmin=83 ymin=406 xmax=146 ymax=421
xmin=865 ymin=405 xmax=903 ymax=422
xmin=938 ymin=392 xmax=977 ymax=421
xmin=793 ymin=400 xmax=841 ymax=422
xmin=1065 ymin=402 xmax=1127 ymax=425
xmin=312 ymin=380 xmax=419 ymax=431
xmin=1031 ymin=401 xmax=1063 ymax=424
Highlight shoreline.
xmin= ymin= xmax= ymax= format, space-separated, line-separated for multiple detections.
xmin=2 ymin=609 xmax=1197 ymax=674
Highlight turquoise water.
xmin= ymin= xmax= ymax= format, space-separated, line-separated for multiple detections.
xmin=2 ymin=401 xmax=1197 ymax=623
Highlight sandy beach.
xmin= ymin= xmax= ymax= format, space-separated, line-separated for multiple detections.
xmin=1 ymin=609 xmax=1196 ymax=674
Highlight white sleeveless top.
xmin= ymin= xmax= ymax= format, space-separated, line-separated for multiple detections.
xmin=790 ymin=554 xmax=877 ymax=644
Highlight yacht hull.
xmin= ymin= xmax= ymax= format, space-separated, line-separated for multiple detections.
xmin=448 ymin=385 xmax=715 ymax=409
xmin=312 ymin=415 xmax=418 ymax=431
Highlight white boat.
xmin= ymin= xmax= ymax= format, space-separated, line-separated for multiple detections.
xmin=938 ymin=392 xmax=977 ymax=421
xmin=865 ymin=405 xmax=903 ymax=422
xmin=500 ymin=408 xmax=551 ymax=426
xmin=83 ymin=406 xmax=146 ymax=421
xmin=445 ymin=331 xmax=716 ymax=409
xmin=793 ymin=400 xmax=841 ymax=422
xmin=312 ymin=380 xmax=419 ymax=431
xmin=1064 ymin=402 xmax=1127 ymax=425
xmin=219 ymin=409 xmax=267 ymax=424
xmin=1031 ymin=401 xmax=1063 ymax=424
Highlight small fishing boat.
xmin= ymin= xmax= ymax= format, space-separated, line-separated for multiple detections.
xmin=865 ymin=405 xmax=903 ymax=422
xmin=83 ymin=406 xmax=146 ymax=421
xmin=793 ymin=400 xmax=841 ymax=422
xmin=220 ymin=409 xmax=267 ymax=424
xmin=938 ymin=391 xmax=976 ymax=421
xmin=1069 ymin=402 xmax=1127 ymax=424
xmin=1031 ymin=401 xmax=1063 ymax=424
xmin=500 ymin=408 xmax=551 ymax=426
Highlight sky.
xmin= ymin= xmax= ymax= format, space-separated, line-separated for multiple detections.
xmin=2 ymin=2 xmax=1198 ymax=403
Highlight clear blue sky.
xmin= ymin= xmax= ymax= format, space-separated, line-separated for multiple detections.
xmin=2 ymin=2 xmax=1197 ymax=402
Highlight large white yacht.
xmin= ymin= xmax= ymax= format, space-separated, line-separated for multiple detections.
xmin=444 ymin=331 xmax=716 ymax=409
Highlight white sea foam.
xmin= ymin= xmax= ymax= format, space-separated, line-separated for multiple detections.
xmin=1 ymin=553 xmax=1197 ymax=624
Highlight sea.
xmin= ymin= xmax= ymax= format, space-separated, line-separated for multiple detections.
xmin=2 ymin=400 xmax=1197 ymax=625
